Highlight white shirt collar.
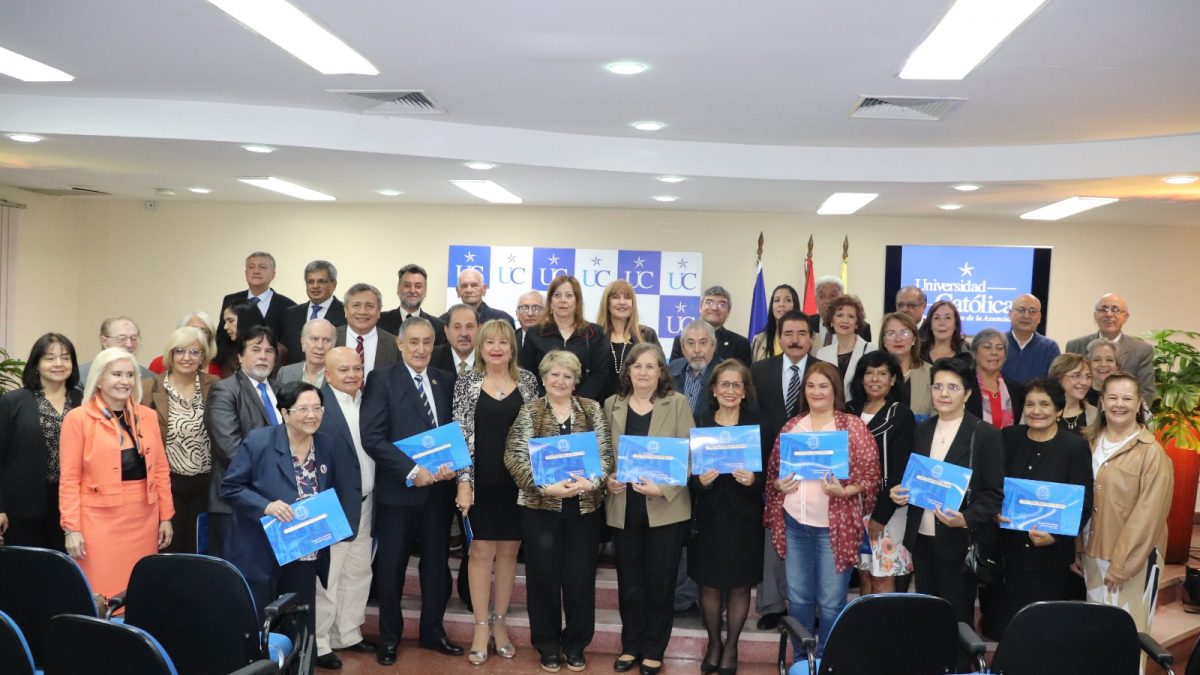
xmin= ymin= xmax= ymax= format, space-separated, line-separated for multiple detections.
xmin=331 ymin=387 xmax=360 ymax=406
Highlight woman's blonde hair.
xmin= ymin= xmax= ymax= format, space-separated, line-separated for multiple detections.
xmin=472 ymin=319 xmax=520 ymax=380
xmin=596 ymin=279 xmax=645 ymax=343
xmin=162 ymin=326 xmax=211 ymax=372
xmin=83 ymin=347 xmax=144 ymax=403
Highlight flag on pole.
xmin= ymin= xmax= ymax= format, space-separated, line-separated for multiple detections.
xmin=840 ymin=236 xmax=849 ymax=292
xmin=748 ymin=233 xmax=768 ymax=338
xmin=802 ymin=236 xmax=818 ymax=315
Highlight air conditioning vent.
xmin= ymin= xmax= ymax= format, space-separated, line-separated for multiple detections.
xmin=850 ymin=96 xmax=966 ymax=121
xmin=329 ymin=90 xmax=446 ymax=115
xmin=18 ymin=186 xmax=112 ymax=197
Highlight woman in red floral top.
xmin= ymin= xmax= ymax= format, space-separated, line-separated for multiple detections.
xmin=764 ymin=361 xmax=879 ymax=659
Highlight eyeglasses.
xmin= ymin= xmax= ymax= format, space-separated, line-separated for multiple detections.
xmin=1011 ymin=307 xmax=1041 ymax=315
xmin=172 ymin=348 xmax=202 ymax=359
xmin=287 ymin=405 xmax=324 ymax=416
xmin=930 ymin=383 xmax=964 ymax=393
xmin=517 ymin=304 xmax=544 ymax=314
xmin=895 ymin=302 xmax=923 ymax=310
xmin=716 ymin=381 xmax=745 ymax=391
xmin=1094 ymin=305 xmax=1127 ymax=315
xmin=883 ymin=329 xmax=913 ymax=339
xmin=702 ymin=299 xmax=730 ymax=310
xmin=105 ymin=334 xmax=140 ymax=344
xmin=1064 ymin=372 xmax=1092 ymax=381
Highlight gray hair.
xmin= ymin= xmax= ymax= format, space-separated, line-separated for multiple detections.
xmin=99 ymin=316 xmax=140 ymax=337
xmin=446 ymin=303 xmax=479 ymax=323
xmin=398 ymin=316 xmax=434 ymax=340
xmin=815 ymin=275 xmax=844 ymax=292
xmin=304 ymin=259 xmax=338 ymax=282
xmin=896 ymin=286 xmax=927 ymax=305
xmin=246 ymin=251 xmax=277 ymax=269
xmin=970 ymin=328 xmax=1007 ymax=356
xmin=83 ymin=347 xmax=143 ymax=403
xmin=300 ymin=318 xmax=335 ymax=340
xmin=682 ymin=318 xmax=717 ymax=343
xmin=343 ymin=282 xmax=382 ymax=307
xmin=538 ymin=349 xmax=582 ymax=384
xmin=702 ymin=285 xmax=731 ymax=303
xmin=176 ymin=310 xmax=216 ymax=355
xmin=1086 ymin=337 xmax=1121 ymax=367
xmin=397 ymin=263 xmax=428 ymax=281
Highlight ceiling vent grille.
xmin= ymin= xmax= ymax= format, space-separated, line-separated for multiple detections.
xmin=329 ymin=90 xmax=446 ymax=115
xmin=19 ymin=186 xmax=111 ymax=197
xmin=850 ymin=96 xmax=966 ymax=121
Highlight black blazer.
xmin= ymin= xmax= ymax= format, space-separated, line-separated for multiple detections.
xmin=216 ymin=288 xmax=297 ymax=344
xmin=844 ymin=400 xmax=915 ymax=527
xmin=439 ymin=301 xmax=515 ymax=329
xmin=430 ymin=344 xmax=468 ymax=375
xmin=519 ymin=322 xmax=612 ymax=403
xmin=749 ymin=354 xmax=823 ymax=469
xmin=902 ymin=414 xmax=1005 ymax=562
xmin=689 ymin=407 xmax=765 ymax=523
xmin=999 ymin=425 xmax=1093 ymax=571
xmin=670 ymin=325 xmax=752 ymax=367
xmin=0 ymin=388 xmax=83 ymax=517
xmin=965 ymin=372 xmax=1026 ymax=426
xmin=378 ymin=308 xmax=447 ymax=346
xmin=205 ymin=370 xmax=278 ymax=514
xmin=280 ymin=298 xmax=346 ymax=365
xmin=220 ymin=424 xmax=360 ymax=586
xmin=360 ymin=362 xmax=457 ymax=506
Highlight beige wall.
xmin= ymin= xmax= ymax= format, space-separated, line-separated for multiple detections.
xmin=4 ymin=192 xmax=1199 ymax=363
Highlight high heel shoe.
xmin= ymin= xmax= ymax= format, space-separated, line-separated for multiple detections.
xmin=467 ymin=619 xmax=491 ymax=666
xmin=700 ymin=641 xmax=720 ymax=673
xmin=490 ymin=612 xmax=516 ymax=659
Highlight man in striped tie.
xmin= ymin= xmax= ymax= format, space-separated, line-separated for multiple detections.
xmin=360 ymin=317 xmax=462 ymax=665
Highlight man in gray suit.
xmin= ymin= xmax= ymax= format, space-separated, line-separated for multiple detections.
xmin=336 ymin=283 xmax=400 ymax=383
xmin=277 ymin=318 xmax=335 ymax=387
xmin=204 ymin=325 xmax=280 ymax=558
xmin=668 ymin=319 xmax=718 ymax=418
xmin=1064 ymin=292 xmax=1155 ymax=402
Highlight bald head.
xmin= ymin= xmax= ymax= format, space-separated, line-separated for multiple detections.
xmin=324 ymin=346 xmax=364 ymax=395
xmin=1008 ymin=294 xmax=1042 ymax=338
xmin=1093 ymin=292 xmax=1130 ymax=339
xmin=456 ymin=269 xmax=487 ymax=307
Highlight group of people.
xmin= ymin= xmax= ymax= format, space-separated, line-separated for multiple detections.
xmin=0 ymin=251 xmax=1174 ymax=674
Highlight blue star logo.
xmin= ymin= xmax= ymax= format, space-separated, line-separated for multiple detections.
xmin=675 ymin=302 xmax=687 ymax=313
xmin=634 ymin=256 xmax=646 ymax=269
xmin=590 ymin=256 xmax=602 ymax=267
xmin=547 ymin=254 xmax=560 ymax=266
xmin=463 ymin=250 xmax=476 ymax=262
xmin=506 ymin=254 xmax=516 ymax=264
xmin=677 ymin=257 xmax=688 ymax=269
xmin=959 ymin=262 xmax=974 ymax=277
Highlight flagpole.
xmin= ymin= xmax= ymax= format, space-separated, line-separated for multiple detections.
xmin=841 ymin=236 xmax=849 ymax=291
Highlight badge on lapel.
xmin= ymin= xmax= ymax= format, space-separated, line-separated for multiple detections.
xmin=320 ymin=464 xmax=328 ymax=474
xmin=431 ymin=379 xmax=439 ymax=386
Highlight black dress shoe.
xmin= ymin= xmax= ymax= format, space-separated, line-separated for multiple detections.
xmin=376 ymin=644 xmax=398 ymax=666
xmin=418 ymin=637 xmax=465 ymax=656
xmin=339 ymin=641 xmax=376 ymax=653
xmin=756 ymin=612 xmax=783 ymax=631
xmin=541 ymin=653 xmax=562 ymax=673
xmin=566 ymin=652 xmax=586 ymax=672
xmin=639 ymin=660 xmax=663 ymax=675
xmin=316 ymin=652 xmax=342 ymax=670
xmin=613 ymin=655 xmax=638 ymax=672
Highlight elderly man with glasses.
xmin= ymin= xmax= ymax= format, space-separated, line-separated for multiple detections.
xmin=669 ymin=285 xmax=753 ymax=367
xmin=1000 ymin=294 xmax=1061 ymax=385
xmin=514 ymin=290 xmax=545 ymax=348
xmin=1064 ymin=293 xmax=1154 ymax=401
xmin=76 ymin=316 xmax=155 ymax=388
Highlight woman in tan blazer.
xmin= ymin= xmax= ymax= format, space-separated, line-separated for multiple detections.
xmin=141 ymin=326 xmax=217 ymax=553
xmin=604 ymin=343 xmax=693 ymax=675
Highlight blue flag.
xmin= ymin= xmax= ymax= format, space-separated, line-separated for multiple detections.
xmin=748 ymin=262 xmax=768 ymax=338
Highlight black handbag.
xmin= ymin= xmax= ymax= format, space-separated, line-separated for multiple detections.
xmin=960 ymin=422 xmax=1004 ymax=586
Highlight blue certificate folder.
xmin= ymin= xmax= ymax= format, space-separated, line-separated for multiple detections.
xmin=616 ymin=436 xmax=690 ymax=486
xmin=528 ymin=432 xmax=604 ymax=486
xmin=1001 ymin=478 xmax=1086 ymax=535
xmin=260 ymin=489 xmax=352 ymax=566
xmin=779 ymin=431 xmax=850 ymax=480
xmin=689 ymin=425 xmax=762 ymax=474
xmin=393 ymin=421 xmax=472 ymax=483
xmin=900 ymin=454 xmax=972 ymax=513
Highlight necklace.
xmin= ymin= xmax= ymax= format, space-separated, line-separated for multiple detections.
xmin=610 ymin=341 xmax=630 ymax=374
xmin=484 ymin=374 xmax=511 ymax=399
xmin=1063 ymin=412 xmax=1081 ymax=431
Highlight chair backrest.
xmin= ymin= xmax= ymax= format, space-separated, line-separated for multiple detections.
xmin=0 ymin=610 xmax=36 ymax=675
xmin=42 ymin=614 xmax=177 ymax=675
xmin=992 ymin=601 xmax=1140 ymax=674
xmin=1186 ymin=633 xmax=1200 ymax=675
xmin=0 ymin=546 xmax=98 ymax=665
xmin=817 ymin=593 xmax=960 ymax=674
xmin=123 ymin=553 xmax=264 ymax=675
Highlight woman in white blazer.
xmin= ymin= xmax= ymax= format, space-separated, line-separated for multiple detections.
xmin=816 ymin=294 xmax=876 ymax=401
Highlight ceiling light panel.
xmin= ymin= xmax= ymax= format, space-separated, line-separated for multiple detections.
xmin=242 ymin=144 xmax=275 ymax=153
xmin=7 ymin=133 xmax=43 ymax=143
xmin=953 ymin=183 xmax=981 ymax=191
xmin=1164 ymin=175 xmax=1197 ymax=185
xmin=0 ymin=46 xmax=74 ymax=82
xmin=653 ymin=195 xmax=678 ymax=202
xmin=450 ymin=180 xmax=523 ymax=204
xmin=204 ymin=0 xmax=378 ymax=75
xmin=899 ymin=0 xmax=1049 ymax=80
xmin=656 ymin=175 xmax=686 ymax=183
xmin=237 ymin=177 xmax=335 ymax=201
xmin=1020 ymin=196 xmax=1118 ymax=221
xmin=632 ymin=121 xmax=666 ymax=131
xmin=465 ymin=161 xmax=496 ymax=170
xmin=606 ymin=61 xmax=648 ymax=75
xmin=817 ymin=193 xmax=878 ymax=215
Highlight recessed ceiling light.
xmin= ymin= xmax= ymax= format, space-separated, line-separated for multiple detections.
xmin=242 ymin=144 xmax=275 ymax=154
xmin=817 ymin=192 xmax=878 ymax=215
xmin=450 ymin=180 xmax=523 ymax=204
xmin=606 ymin=61 xmax=648 ymax=76
xmin=237 ymin=177 xmax=335 ymax=201
xmin=464 ymin=161 xmax=496 ymax=171
xmin=203 ymin=0 xmax=378 ymax=75
xmin=0 ymin=46 xmax=74 ymax=82
xmin=938 ymin=204 xmax=963 ymax=210
xmin=653 ymin=195 xmax=678 ymax=203
xmin=953 ymin=183 xmax=981 ymax=191
xmin=656 ymin=175 xmax=686 ymax=183
xmin=377 ymin=189 xmax=403 ymax=196
xmin=632 ymin=121 xmax=666 ymax=132
xmin=7 ymin=133 xmax=43 ymax=143
xmin=1020 ymin=196 xmax=1118 ymax=221
xmin=155 ymin=188 xmax=177 ymax=196
xmin=188 ymin=187 xmax=213 ymax=194
xmin=1164 ymin=175 xmax=1198 ymax=185
xmin=899 ymin=0 xmax=1049 ymax=80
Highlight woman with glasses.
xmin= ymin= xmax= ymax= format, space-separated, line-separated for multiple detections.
xmin=891 ymin=357 xmax=1004 ymax=626
xmin=1049 ymin=353 xmax=1097 ymax=434
xmin=965 ymin=328 xmax=1026 ymax=431
xmin=1084 ymin=338 xmax=1121 ymax=408
xmin=142 ymin=327 xmax=218 ymax=553
xmin=878 ymin=312 xmax=934 ymax=420
xmin=148 ymin=311 xmax=222 ymax=376
xmin=596 ymin=280 xmax=659 ymax=401
xmin=750 ymin=284 xmax=800 ymax=362
xmin=815 ymin=295 xmax=876 ymax=398
xmin=520 ymin=275 xmax=612 ymax=402
xmin=918 ymin=301 xmax=971 ymax=366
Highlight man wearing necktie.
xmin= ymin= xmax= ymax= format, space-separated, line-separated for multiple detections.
xmin=216 ymin=251 xmax=296 ymax=366
xmin=430 ymin=304 xmax=479 ymax=376
xmin=361 ymin=317 xmax=462 ymax=663
xmin=280 ymin=260 xmax=346 ymax=365
xmin=336 ymin=283 xmax=400 ymax=384
xmin=204 ymin=325 xmax=281 ymax=559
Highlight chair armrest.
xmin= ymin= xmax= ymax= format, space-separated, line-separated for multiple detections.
xmin=259 ymin=592 xmax=308 ymax=660
xmin=104 ymin=592 xmax=127 ymax=619
xmin=958 ymin=621 xmax=988 ymax=672
xmin=225 ymin=660 xmax=278 ymax=675
xmin=777 ymin=616 xmax=817 ymax=675
xmin=1137 ymin=632 xmax=1174 ymax=671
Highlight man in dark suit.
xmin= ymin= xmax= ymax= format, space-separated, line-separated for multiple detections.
xmin=668 ymin=319 xmax=718 ymax=419
xmin=669 ymin=285 xmax=752 ymax=366
xmin=378 ymin=263 xmax=447 ymax=345
xmin=514 ymin=290 xmax=545 ymax=349
xmin=205 ymin=325 xmax=281 ymax=559
xmin=215 ymin=251 xmax=297 ymax=357
xmin=281 ymin=260 xmax=346 ymax=364
xmin=336 ymin=283 xmax=400 ymax=383
xmin=1064 ymin=292 xmax=1155 ymax=402
xmin=811 ymin=276 xmax=872 ymax=346
xmin=439 ymin=268 xmax=515 ymax=327
xmin=895 ymin=286 xmax=928 ymax=327
xmin=360 ymin=317 xmax=462 ymax=664
xmin=749 ymin=310 xmax=818 ymax=630
xmin=430 ymin=304 xmax=479 ymax=375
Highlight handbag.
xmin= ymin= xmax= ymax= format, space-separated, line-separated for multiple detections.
xmin=960 ymin=421 xmax=1004 ymax=586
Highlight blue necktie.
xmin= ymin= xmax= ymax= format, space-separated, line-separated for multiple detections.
xmin=309 ymin=303 xmax=320 ymax=320
xmin=257 ymin=382 xmax=279 ymax=425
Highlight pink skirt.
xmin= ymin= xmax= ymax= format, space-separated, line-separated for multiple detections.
xmin=78 ymin=480 xmax=159 ymax=598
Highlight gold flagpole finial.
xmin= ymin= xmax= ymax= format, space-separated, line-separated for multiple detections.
xmin=807 ymin=235 xmax=814 ymax=258
xmin=756 ymin=232 xmax=764 ymax=263
xmin=842 ymin=236 xmax=849 ymax=259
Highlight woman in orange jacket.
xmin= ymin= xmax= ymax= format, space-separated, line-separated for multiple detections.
xmin=59 ymin=347 xmax=174 ymax=599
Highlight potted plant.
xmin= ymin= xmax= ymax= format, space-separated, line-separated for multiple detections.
xmin=0 ymin=346 xmax=24 ymax=394
xmin=1141 ymin=329 xmax=1200 ymax=564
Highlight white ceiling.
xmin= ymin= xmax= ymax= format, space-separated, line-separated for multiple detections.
xmin=0 ymin=0 xmax=1198 ymax=223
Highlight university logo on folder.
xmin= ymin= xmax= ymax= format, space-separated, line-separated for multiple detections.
xmin=779 ymin=431 xmax=850 ymax=480
xmin=528 ymin=432 xmax=603 ymax=486
xmin=261 ymin=489 xmax=353 ymax=566
xmin=393 ymin=421 xmax=473 ymax=482
xmin=616 ymin=436 xmax=689 ymax=486
xmin=690 ymin=425 xmax=762 ymax=474
xmin=899 ymin=454 xmax=972 ymax=513
xmin=1000 ymin=478 xmax=1085 ymax=535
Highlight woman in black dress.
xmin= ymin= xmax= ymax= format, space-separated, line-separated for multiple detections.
xmin=0 ymin=333 xmax=82 ymax=549
xmin=996 ymin=378 xmax=1093 ymax=631
xmin=688 ymin=359 xmax=763 ymax=675
xmin=519 ymin=275 xmax=612 ymax=402
xmin=453 ymin=320 xmax=540 ymax=665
